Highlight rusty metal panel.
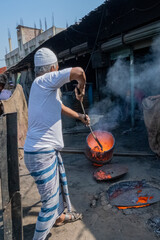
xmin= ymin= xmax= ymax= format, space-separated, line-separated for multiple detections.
xmin=1 ymin=84 xmax=28 ymax=160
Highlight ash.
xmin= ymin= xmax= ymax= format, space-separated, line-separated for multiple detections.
xmin=147 ymin=216 xmax=160 ymax=237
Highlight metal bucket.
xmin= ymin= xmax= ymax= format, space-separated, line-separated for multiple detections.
xmin=85 ymin=130 xmax=115 ymax=166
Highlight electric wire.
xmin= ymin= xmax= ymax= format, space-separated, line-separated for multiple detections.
xmin=134 ymin=1 xmax=160 ymax=12
xmin=84 ymin=4 xmax=106 ymax=73
xmin=69 ymin=1 xmax=160 ymax=37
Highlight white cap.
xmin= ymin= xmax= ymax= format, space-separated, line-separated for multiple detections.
xmin=34 ymin=47 xmax=58 ymax=67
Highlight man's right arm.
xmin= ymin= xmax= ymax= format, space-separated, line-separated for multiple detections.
xmin=70 ymin=67 xmax=86 ymax=102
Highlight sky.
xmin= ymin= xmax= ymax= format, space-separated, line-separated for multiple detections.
xmin=0 ymin=0 xmax=105 ymax=68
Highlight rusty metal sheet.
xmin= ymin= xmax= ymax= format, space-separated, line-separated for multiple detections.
xmin=93 ymin=164 xmax=128 ymax=181
xmin=1 ymin=84 xmax=28 ymax=146
xmin=1 ymin=84 xmax=28 ymax=160
xmin=107 ymin=181 xmax=160 ymax=207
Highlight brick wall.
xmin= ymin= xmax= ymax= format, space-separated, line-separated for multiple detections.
xmin=21 ymin=28 xmax=41 ymax=44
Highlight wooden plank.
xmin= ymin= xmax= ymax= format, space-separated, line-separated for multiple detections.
xmin=2 ymin=201 xmax=12 ymax=239
xmin=11 ymin=192 xmax=23 ymax=240
xmin=0 ymin=115 xmax=13 ymax=240
xmin=6 ymin=113 xmax=23 ymax=240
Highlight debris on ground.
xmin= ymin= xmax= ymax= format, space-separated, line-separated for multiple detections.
xmin=147 ymin=216 xmax=160 ymax=237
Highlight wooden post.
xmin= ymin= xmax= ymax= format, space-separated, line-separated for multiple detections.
xmin=0 ymin=115 xmax=13 ymax=240
xmin=0 ymin=113 xmax=23 ymax=240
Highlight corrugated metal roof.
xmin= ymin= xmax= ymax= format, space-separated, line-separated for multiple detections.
xmin=7 ymin=0 xmax=160 ymax=73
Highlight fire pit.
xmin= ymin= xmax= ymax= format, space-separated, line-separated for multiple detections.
xmin=107 ymin=180 xmax=160 ymax=209
xmin=85 ymin=130 xmax=115 ymax=166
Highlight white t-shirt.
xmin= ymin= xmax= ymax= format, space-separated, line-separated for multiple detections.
xmin=24 ymin=68 xmax=72 ymax=152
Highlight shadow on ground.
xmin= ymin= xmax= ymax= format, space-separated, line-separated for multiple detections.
xmin=1 ymin=119 xmax=160 ymax=240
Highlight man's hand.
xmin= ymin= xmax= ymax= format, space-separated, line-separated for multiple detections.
xmin=70 ymin=67 xmax=86 ymax=102
xmin=78 ymin=113 xmax=90 ymax=126
xmin=75 ymin=86 xmax=85 ymax=102
xmin=148 ymin=95 xmax=160 ymax=101
xmin=61 ymin=104 xmax=90 ymax=126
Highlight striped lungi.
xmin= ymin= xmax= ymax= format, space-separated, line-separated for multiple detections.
xmin=24 ymin=149 xmax=72 ymax=240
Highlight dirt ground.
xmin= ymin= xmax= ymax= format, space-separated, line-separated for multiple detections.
xmin=0 ymin=118 xmax=160 ymax=240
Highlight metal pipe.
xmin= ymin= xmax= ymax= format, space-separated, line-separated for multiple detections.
xmin=130 ymin=49 xmax=135 ymax=127
xmin=59 ymin=148 xmax=155 ymax=157
xmin=18 ymin=147 xmax=155 ymax=157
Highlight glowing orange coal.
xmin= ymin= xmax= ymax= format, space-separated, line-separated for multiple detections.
xmin=86 ymin=131 xmax=115 ymax=166
xmin=93 ymin=144 xmax=111 ymax=152
xmin=117 ymin=204 xmax=150 ymax=209
xmin=137 ymin=196 xmax=149 ymax=204
xmin=136 ymin=196 xmax=154 ymax=204
xmin=94 ymin=170 xmax=112 ymax=180
xmin=137 ymin=190 xmax=142 ymax=194
xmin=88 ymin=132 xmax=114 ymax=153
xmin=117 ymin=195 xmax=154 ymax=209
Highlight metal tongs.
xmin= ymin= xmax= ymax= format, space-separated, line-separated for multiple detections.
xmin=78 ymin=94 xmax=103 ymax=151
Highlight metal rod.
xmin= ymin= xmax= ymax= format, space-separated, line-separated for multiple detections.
xmin=60 ymin=148 xmax=155 ymax=157
xmin=80 ymin=101 xmax=103 ymax=150
xmin=18 ymin=147 xmax=155 ymax=157
xmin=130 ymin=49 xmax=135 ymax=128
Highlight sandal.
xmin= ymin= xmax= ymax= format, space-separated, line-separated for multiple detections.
xmin=55 ymin=211 xmax=82 ymax=227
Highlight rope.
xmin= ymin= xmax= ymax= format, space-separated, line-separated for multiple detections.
xmin=85 ymin=4 xmax=106 ymax=73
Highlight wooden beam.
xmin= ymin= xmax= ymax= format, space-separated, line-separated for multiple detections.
xmin=6 ymin=113 xmax=23 ymax=240
xmin=0 ymin=113 xmax=23 ymax=240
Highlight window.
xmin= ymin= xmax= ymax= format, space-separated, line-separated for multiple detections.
xmin=18 ymin=39 xmax=22 ymax=51
xmin=11 ymin=56 xmax=14 ymax=64
xmin=7 ymin=58 xmax=10 ymax=67
xmin=25 ymin=49 xmax=28 ymax=56
xmin=30 ymin=45 xmax=35 ymax=52
xmin=15 ymin=54 xmax=18 ymax=62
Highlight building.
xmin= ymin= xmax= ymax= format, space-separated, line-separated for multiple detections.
xmin=5 ymin=0 xmax=160 ymax=126
xmin=5 ymin=25 xmax=65 ymax=68
xmin=0 ymin=67 xmax=7 ymax=74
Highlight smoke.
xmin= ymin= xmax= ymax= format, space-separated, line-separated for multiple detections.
xmin=89 ymin=93 xmax=122 ymax=131
xmin=89 ymin=35 xmax=160 ymax=131
xmin=134 ymin=37 xmax=160 ymax=95
xmin=107 ymin=35 xmax=160 ymax=97
xmin=107 ymin=58 xmax=130 ymax=98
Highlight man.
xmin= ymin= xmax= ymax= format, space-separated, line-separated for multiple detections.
xmin=8 ymin=80 xmax=15 ymax=94
xmin=24 ymin=47 xmax=90 ymax=240
xmin=0 ymin=74 xmax=12 ymax=100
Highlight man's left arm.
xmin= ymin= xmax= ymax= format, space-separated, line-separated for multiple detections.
xmin=61 ymin=103 xmax=90 ymax=126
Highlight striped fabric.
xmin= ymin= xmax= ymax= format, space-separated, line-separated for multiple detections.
xmin=24 ymin=150 xmax=72 ymax=240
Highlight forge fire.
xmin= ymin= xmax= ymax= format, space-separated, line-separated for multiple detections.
xmin=86 ymin=131 xmax=115 ymax=165
xmin=94 ymin=170 xmax=112 ymax=180
xmin=107 ymin=181 xmax=160 ymax=210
